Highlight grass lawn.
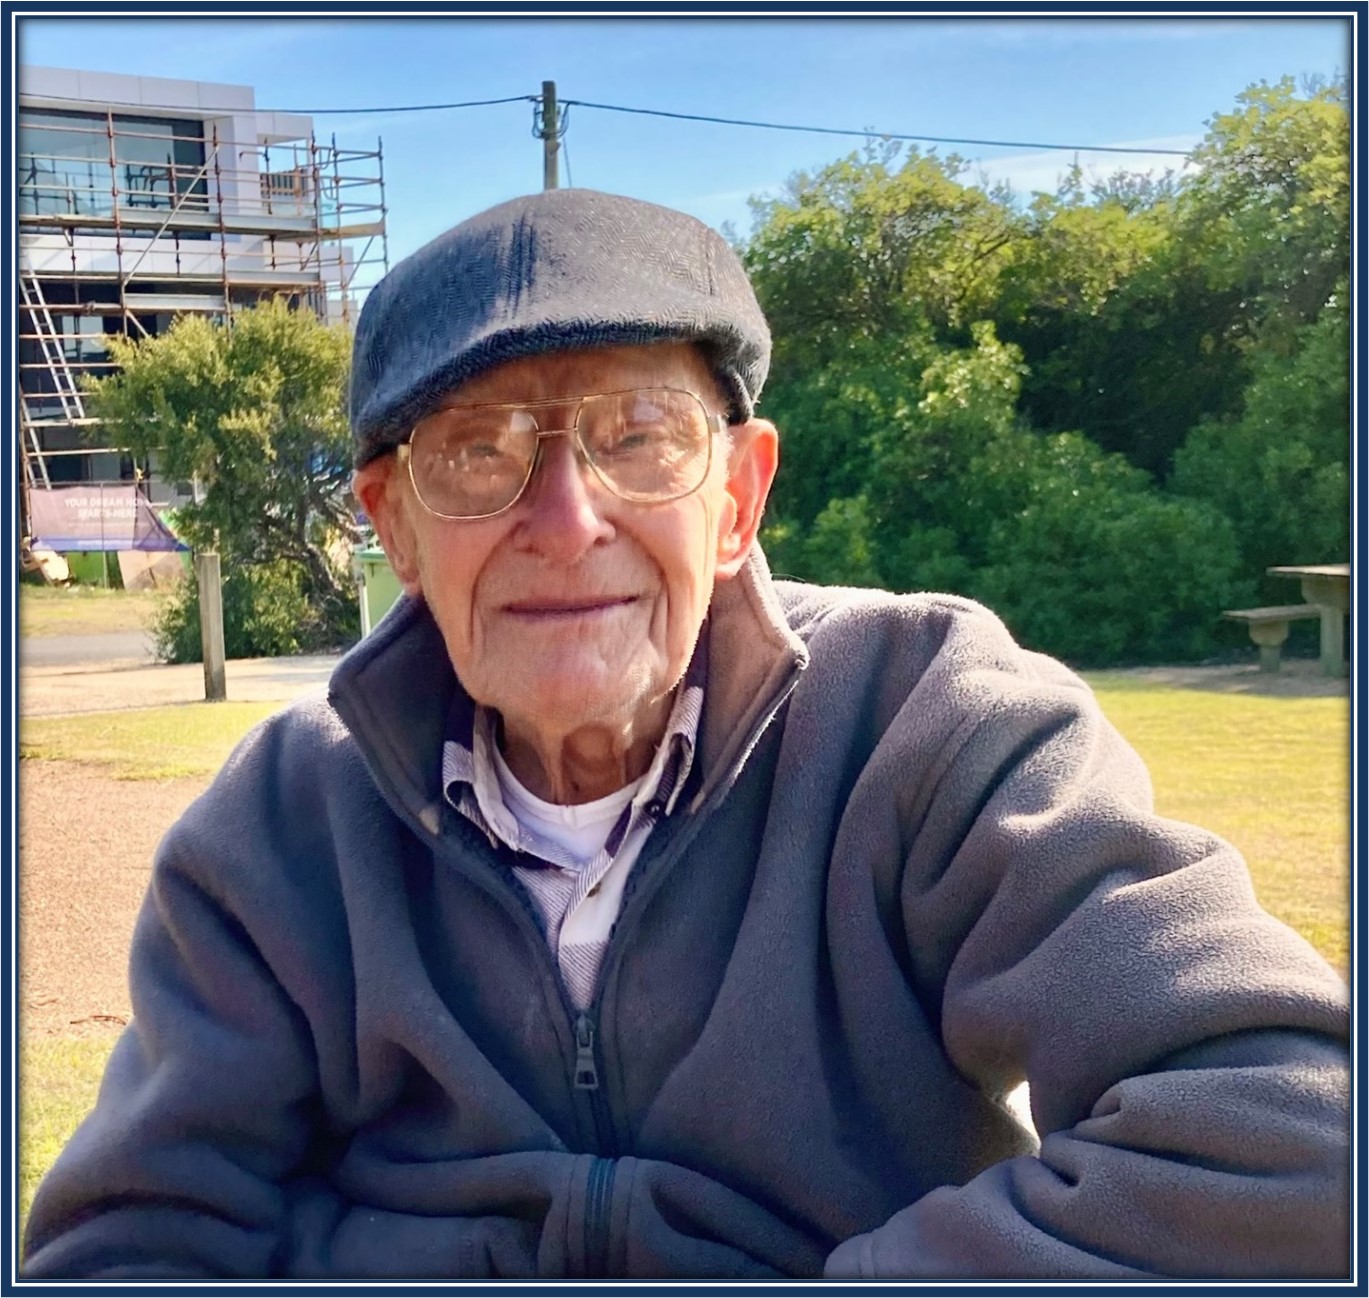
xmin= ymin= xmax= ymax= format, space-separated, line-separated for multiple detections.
xmin=1086 ymin=676 xmax=1350 ymax=976
xmin=19 ymin=585 xmax=165 ymax=638
xmin=16 ymin=678 xmax=1351 ymax=1246
xmin=20 ymin=702 xmax=283 ymax=780
xmin=18 ymin=1038 xmax=118 ymax=1233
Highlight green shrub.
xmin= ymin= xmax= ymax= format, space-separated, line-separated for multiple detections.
xmin=975 ymin=476 xmax=1247 ymax=666
xmin=153 ymin=558 xmax=353 ymax=663
xmin=797 ymin=496 xmax=886 ymax=588
xmin=1171 ymin=297 xmax=1350 ymax=598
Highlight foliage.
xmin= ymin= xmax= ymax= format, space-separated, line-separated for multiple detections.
xmin=1181 ymin=76 xmax=1350 ymax=341
xmin=82 ymin=299 xmax=358 ymax=659
xmin=765 ymin=494 xmax=886 ymax=589
xmin=1170 ymin=294 xmax=1351 ymax=593
xmin=745 ymin=142 xmax=1021 ymax=368
xmin=744 ymin=76 xmax=1348 ymax=666
xmin=975 ymin=453 xmax=1246 ymax=665
xmin=757 ymin=322 xmax=1020 ymax=592
xmin=151 ymin=558 xmax=323 ymax=664
xmin=864 ymin=321 xmax=1028 ymax=588
xmin=1001 ymin=166 xmax=1173 ymax=320
xmin=994 ymin=78 xmax=1348 ymax=480
xmin=994 ymin=168 xmax=1242 ymax=479
xmin=756 ymin=319 xmax=1247 ymax=664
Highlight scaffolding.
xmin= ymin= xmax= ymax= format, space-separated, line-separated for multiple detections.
xmin=17 ymin=111 xmax=388 ymax=502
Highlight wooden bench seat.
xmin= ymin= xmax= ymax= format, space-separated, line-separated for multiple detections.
xmin=1222 ymin=605 xmax=1320 ymax=673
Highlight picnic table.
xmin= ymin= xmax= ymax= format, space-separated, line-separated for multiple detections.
xmin=1267 ymin=564 xmax=1350 ymax=677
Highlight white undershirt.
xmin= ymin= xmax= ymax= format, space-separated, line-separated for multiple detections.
xmin=454 ymin=697 xmax=700 ymax=1010
xmin=491 ymin=742 xmax=644 ymax=868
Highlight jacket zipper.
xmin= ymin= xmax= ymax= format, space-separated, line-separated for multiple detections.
xmin=568 ymin=671 xmax=795 ymax=1273
xmin=573 ymin=1011 xmax=618 ymax=1159
xmin=425 ymin=818 xmax=612 ymax=1151
xmin=573 ymin=1013 xmax=600 ymax=1090
xmin=333 ymin=677 xmax=640 ymax=1151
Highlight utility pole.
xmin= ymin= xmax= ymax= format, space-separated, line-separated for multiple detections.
xmin=541 ymin=80 xmax=559 ymax=190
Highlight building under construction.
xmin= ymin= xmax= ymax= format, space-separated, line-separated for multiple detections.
xmin=17 ymin=65 xmax=388 ymax=531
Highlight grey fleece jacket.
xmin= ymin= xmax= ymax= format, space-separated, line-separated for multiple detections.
xmin=23 ymin=550 xmax=1350 ymax=1280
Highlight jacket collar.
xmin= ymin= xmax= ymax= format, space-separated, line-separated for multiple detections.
xmin=327 ymin=546 xmax=809 ymax=838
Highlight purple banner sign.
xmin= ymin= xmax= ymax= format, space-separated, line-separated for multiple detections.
xmin=27 ymin=485 xmax=187 ymax=552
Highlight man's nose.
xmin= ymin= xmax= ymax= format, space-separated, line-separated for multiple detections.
xmin=512 ymin=434 xmax=614 ymax=562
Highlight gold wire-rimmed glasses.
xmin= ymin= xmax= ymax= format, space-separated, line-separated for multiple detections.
xmin=396 ymin=387 xmax=726 ymax=521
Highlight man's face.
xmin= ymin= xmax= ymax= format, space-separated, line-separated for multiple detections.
xmin=356 ymin=343 xmax=777 ymax=747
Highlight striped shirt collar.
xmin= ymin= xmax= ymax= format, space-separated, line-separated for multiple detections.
xmin=441 ymin=628 xmax=708 ymax=863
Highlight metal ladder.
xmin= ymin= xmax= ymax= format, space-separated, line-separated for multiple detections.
xmin=18 ymin=410 xmax=51 ymax=490
xmin=18 ymin=268 xmax=86 ymax=490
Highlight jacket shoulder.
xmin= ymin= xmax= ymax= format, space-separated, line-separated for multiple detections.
xmin=776 ymin=578 xmax=1006 ymax=642
xmin=772 ymin=579 xmax=1088 ymax=699
xmin=156 ymin=691 xmax=370 ymax=897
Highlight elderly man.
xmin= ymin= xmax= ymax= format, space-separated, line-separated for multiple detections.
xmin=24 ymin=190 xmax=1349 ymax=1280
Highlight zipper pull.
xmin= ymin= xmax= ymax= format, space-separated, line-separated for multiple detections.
xmin=573 ymin=1013 xmax=600 ymax=1091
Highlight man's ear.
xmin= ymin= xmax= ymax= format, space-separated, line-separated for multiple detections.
xmin=352 ymin=457 xmax=423 ymax=596
xmin=715 ymin=418 xmax=779 ymax=581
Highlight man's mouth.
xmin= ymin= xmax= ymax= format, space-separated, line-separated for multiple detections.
xmin=502 ymin=595 xmax=639 ymax=619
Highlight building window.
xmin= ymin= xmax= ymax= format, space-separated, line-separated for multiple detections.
xmin=18 ymin=107 xmax=208 ymax=225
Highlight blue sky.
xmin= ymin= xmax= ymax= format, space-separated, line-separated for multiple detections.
xmin=17 ymin=12 xmax=1351 ymax=268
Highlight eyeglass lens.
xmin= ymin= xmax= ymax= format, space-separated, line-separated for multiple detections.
xmin=407 ymin=388 xmax=713 ymax=518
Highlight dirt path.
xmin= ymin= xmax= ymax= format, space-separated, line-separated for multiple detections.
xmin=18 ymin=651 xmax=340 ymax=1043
xmin=19 ymin=761 xmax=208 ymax=1039
xmin=1088 ymin=657 xmax=1349 ymax=698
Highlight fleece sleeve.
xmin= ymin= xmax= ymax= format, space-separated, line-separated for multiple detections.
xmin=21 ymin=836 xmax=589 ymax=1280
xmin=827 ymin=642 xmax=1351 ymax=1279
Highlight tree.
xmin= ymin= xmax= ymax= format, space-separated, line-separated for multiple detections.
xmin=83 ymin=298 xmax=358 ymax=658
xmin=734 ymin=75 xmax=1350 ymax=665
xmin=863 ymin=321 xmax=1029 ymax=591
xmin=745 ymin=141 xmax=1022 ymax=369
xmin=1180 ymin=77 xmax=1350 ymax=346
xmin=744 ymin=143 xmax=1024 ymax=540
xmin=973 ymin=433 xmax=1245 ymax=666
xmin=993 ymin=158 xmax=1258 ymax=482
xmin=755 ymin=317 xmax=1246 ymax=666
xmin=998 ymin=79 xmax=1348 ymax=482
xmin=1171 ymin=290 xmax=1350 ymax=594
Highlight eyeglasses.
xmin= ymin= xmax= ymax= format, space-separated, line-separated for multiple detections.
xmin=397 ymin=387 xmax=725 ymax=521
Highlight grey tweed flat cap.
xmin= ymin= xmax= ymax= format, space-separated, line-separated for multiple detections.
xmin=350 ymin=188 xmax=772 ymax=467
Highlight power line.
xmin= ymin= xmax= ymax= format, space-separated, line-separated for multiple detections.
xmin=21 ymin=85 xmax=1192 ymax=158
xmin=561 ymin=98 xmax=1194 ymax=158
xmin=279 ymin=94 xmax=536 ymax=115
xmin=22 ymin=90 xmax=536 ymax=116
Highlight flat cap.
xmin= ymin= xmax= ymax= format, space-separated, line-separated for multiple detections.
xmin=350 ymin=188 xmax=772 ymax=467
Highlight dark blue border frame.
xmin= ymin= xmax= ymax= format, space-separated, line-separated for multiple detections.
xmin=4 ymin=4 xmax=19 ymax=1297
xmin=2 ymin=3 xmax=1364 ymax=1296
